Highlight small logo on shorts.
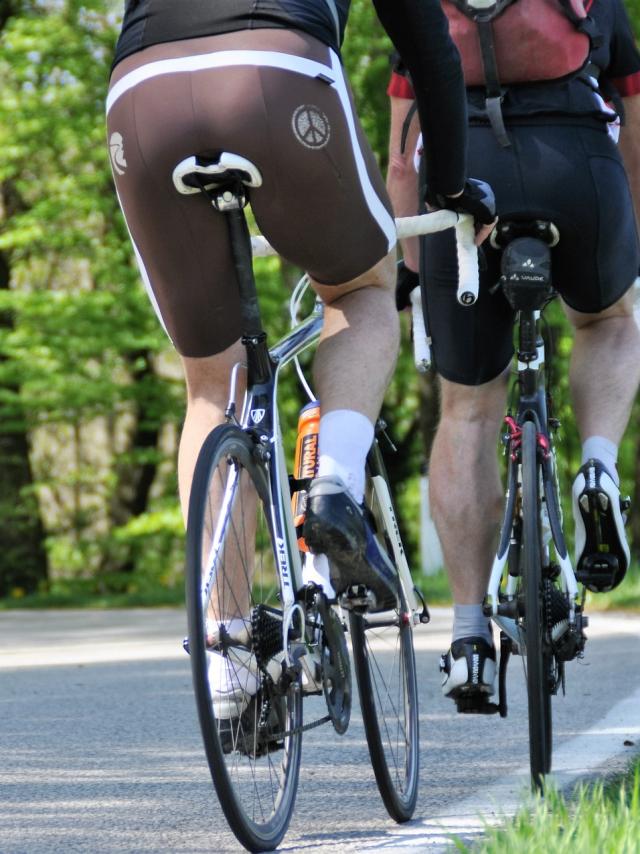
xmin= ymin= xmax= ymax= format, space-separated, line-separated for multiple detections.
xmin=109 ymin=131 xmax=128 ymax=175
xmin=292 ymin=105 xmax=331 ymax=149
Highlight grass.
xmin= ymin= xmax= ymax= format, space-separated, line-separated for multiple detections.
xmin=0 ymin=579 xmax=184 ymax=610
xmin=457 ymin=758 xmax=640 ymax=853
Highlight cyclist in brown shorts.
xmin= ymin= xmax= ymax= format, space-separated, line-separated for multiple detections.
xmin=107 ymin=3 xmax=497 ymax=720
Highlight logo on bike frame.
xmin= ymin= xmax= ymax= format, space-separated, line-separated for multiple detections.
xmin=251 ymin=408 xmax=266 ymax=424
xmin=292 ymin=105 xmax=331 ymax=150
xmin=109 ymin=132 xmax=128 ymax=175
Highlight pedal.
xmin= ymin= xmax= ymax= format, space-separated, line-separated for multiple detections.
xmin=339 ymin=584 xmax=376 ymax=611
xmin=455 ymin=693 xmax=500 ymax=715
xmin=576 ymin=553 xmax=619 ymax=593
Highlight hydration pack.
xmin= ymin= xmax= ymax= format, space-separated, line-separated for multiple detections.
xmin=443 ymin=0 xmax=599 ymax=145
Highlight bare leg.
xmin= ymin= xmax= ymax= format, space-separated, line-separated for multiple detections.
xmin=564 ymin=290 xmax=640 ymax=445
xmin=429 ymin=374 xmax=508 ymax=604
xmin=178 ymin=338 xmax=246 ymax=522
xmin=311 ymin=250 xmax=399 ymax=422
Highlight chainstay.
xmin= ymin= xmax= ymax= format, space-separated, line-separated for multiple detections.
xmin=262 ymin=713 xmax=332 ymax=744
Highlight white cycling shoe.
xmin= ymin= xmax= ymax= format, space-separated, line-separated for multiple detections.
xmin=208 ymin=648 xmax=260 ymax=720
xmin=572 ymin=458 xmax=630 ymax=592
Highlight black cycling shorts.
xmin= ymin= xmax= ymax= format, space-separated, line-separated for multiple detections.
xmin=107 ymin=29 xmax=396 ymax=357
xmin=421 ymin=122 xmax=640 ymax=386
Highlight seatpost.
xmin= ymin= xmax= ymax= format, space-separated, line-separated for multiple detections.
xmin=212 ymin=183 xmax=273 ymax=385
xmin=518 ymin=309 xmax=543 ymax=402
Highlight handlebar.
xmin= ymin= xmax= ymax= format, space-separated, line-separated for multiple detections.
xmin=254 ymin=211 xmax=480 ymax=376
xmin=252 ymin=211 xmax=480 ymax=308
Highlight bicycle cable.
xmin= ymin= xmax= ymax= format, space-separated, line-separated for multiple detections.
xmin=289 ymin=274 xmax=317 ymax=402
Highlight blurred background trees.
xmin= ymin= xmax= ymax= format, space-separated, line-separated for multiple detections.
xmin=0 ymin=0 xmax=638 ymax=603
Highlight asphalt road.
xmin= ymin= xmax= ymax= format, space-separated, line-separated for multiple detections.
xmin=1 ymin=607 xmax=639 ymax=853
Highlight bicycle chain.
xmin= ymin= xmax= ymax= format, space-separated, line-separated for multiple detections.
xmin=261 ymin=713 xmax=332 ymax=744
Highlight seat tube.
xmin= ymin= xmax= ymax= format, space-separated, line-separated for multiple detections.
xmin=224 ymin=204 xmax=273 ymax=385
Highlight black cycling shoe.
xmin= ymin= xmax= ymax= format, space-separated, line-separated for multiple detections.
xmin=440 ymin=637 xmax=499 ymax=715
xmin=303 ymin=475 xmax=399 ymax=611
xmin=572 ymin=458 xmax=630 ymax=592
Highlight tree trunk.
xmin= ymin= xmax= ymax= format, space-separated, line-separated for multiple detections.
xmin=102 ymin=350 xmax=161 ymax=574
xmin=0 ymin=251 xmax=49 ymax=596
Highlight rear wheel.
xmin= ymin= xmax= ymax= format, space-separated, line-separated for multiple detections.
xmin=185 ymin=424 xmax=302 ymax=852
xmin=520 ymin=420 xmax=553 ymax=788
xmin=349 ymin=445 xmax=419 ymax=821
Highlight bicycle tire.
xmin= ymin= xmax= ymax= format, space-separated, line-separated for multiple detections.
xmin=349 ymin=446 xmax=419 ymax=822
xmin=521 ymin=420 xmax=553 ymax=788
xmin=185 ymin=424 xmax=302 ymax=852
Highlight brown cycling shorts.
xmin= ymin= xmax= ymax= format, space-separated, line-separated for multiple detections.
xmin=107 ymin=29 xmax=396 ymax=357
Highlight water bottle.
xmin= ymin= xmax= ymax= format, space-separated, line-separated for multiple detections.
xmin=291 ymin=400 xmax=320 ymax=550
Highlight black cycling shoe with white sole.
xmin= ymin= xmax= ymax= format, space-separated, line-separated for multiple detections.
xmin=303 ymin=475 xmax=399 ymax=612
xmin=440 ymin=637 xmax=498 ymax=715
xmin=572 ymin=458 xmax=630 ymax=592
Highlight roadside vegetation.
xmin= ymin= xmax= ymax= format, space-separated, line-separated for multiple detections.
xmin=459 ymin=758 xmax=640 ymax=853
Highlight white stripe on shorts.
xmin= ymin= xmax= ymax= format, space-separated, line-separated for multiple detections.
xmin=329 ymin=51 xmax=396 ymax=252
xmin=106 ymin=50 xmax=335 ymax=114
xmin=113 ymin=185 xmax=172 ymax=342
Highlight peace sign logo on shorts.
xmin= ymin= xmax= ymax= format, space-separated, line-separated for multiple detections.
xmin=292 ymin=105 xmax=331 ymax=150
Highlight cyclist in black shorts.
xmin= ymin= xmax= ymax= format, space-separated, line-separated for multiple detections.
xmin=107 ymin=2 xmax=495 ymax=716
xmin=387 ymin=0 xmax=640 ymax=709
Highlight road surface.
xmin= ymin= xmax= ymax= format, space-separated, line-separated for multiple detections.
xmin=1 ymin=607 xmax=639 ymax=853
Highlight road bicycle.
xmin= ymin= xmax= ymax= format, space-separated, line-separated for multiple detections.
xmin=413 ymin=219 xmax=591 ymax=790
xmin=478 ymin=221 xmax=589 ymax=790
xmin=172 ymin=151 xmax=478 ymax=851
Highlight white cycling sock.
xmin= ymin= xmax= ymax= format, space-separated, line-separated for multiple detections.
xmin=317 ymin=409 xmax=374 ymax=504
xmin=581 ymin=436 xmax=619 ymax=486
xmin=452 ymin=603 xmax=493 ymax=645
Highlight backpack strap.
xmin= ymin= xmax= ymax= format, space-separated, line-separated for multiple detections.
xmin=448 ymin=0 xmax=518 ymax=147
xmin=400 ymin=100 xmax=419 ymax=155
xmin=475 ymin=17 xmax=511 ymax=147
xmin=557 ymin=0 xmax=602 ymax=44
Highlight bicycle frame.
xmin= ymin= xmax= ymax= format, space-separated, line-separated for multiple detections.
xmin=216 ymin=285 xmax=422 ymax=623
xmin=485 ymin=265 xmax=580 ymax=647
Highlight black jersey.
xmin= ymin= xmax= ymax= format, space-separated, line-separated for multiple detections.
xmin=114 ymin=0 xmax=350 ymax=66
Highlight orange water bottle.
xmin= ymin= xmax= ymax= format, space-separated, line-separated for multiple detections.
xmin=291 ymin=401 xmax=320 ymax=551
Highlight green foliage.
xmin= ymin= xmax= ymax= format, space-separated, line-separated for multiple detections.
xmin=0 ymin=2 xmax=183 ymax=587
xmin=343 ymin=0 xmax=394 ymax=171
xmin=461 ymin=759 xmax=640 ymax=853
